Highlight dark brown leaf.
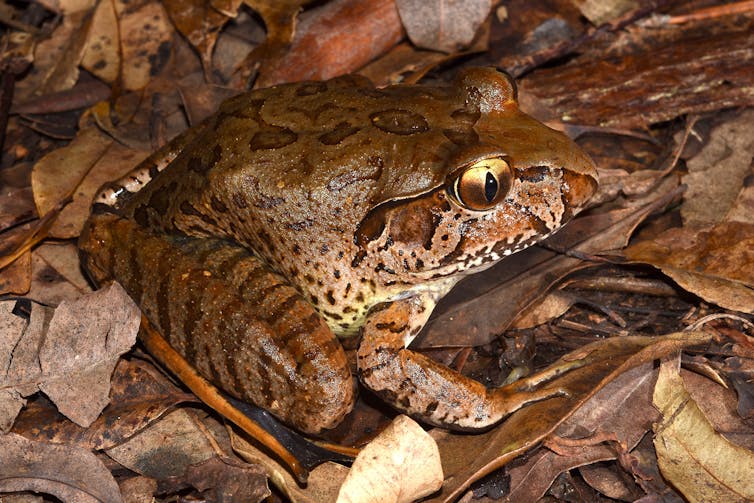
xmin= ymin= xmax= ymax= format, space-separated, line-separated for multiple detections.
xmin=0 ymin=432 xmax=122 ymax=503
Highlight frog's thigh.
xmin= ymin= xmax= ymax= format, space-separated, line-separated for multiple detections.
xmin=80 ymin=213 xmax=354 ymax=434
xmin=357 ymin=298 xmax=562 ymax=431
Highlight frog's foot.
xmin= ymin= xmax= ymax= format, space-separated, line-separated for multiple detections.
xmin=357 ymin=297 xmax=575 ymax=431
xmin=80 ymin=213 xmax=355 ymax=434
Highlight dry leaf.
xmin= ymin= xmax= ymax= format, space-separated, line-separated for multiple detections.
xmin=430 ymin=331 xmax=713 ymax=501
xmin=624 ymin=222 xmax=754 ymax=314
xmin=12 ymin=359 xmax=195 ymax=450
xmin=337 ymin=415 xmax=442 ymax=503
xmin=163 ymin=0 xmax=231 ymax=74
xmin=173 ymin=456 xmax=271 ymax=502
xmin=0 ymin=432 xmax=122 ymax=503
xmin=31 ymin=127 xmax=150 ymax=239
xmin=572 ymin=0 xmax=638 ymax=25
xmin=395 ymin=0 xmax=492 ymax=53
xmin=505 ymin=364 xmax=657 ymax=501
xmin=105 ymin=409 xmax=217 ymax=479
xmin=0 ymin=302 xmax=30 ymax=431
xmin=0 ymin=283 xmax=140 ymax=429
xmin=653 ymin=358 xmax=754 ymax=501
xmin=231 ymin=427 xmax=351 ymax=502
xmin=681 ymin=110 xmax=754 ymax=226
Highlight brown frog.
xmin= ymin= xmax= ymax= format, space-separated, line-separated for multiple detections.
xmin=79 ymin=67 xmax=598 ymax=435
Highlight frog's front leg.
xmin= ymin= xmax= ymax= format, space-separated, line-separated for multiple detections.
xmin=357 ymin=296 xmax=569 ymax=430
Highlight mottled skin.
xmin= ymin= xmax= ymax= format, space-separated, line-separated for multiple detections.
xmin=79 ymin=68 xmax=598 ymax=434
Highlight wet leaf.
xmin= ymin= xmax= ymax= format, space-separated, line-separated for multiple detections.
xmin=0 ymin=432 xmax=122 ymax=503
xmin=337 ymin=415 xmax=443 ymax=503
xmin=429 ymin=331 xmax=713 ymax=501
xmin=0 ymin=283 xmax=140 ymax=428
xmin=653 ymin=358 xmax=754 ymax=501
xmin=395 ymin=0 xmax=491 ymax=53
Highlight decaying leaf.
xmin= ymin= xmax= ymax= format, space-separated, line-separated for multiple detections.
xmin=625 ymin=222 xmax=754 ymax=314
xmin=166 ymin=456 xmax=271 ymax=503
xmin=680 ymin=110 xmax=754 ymax=226
xmin=395 ymin=0 xmax=491 ymax=53
xmin=12 ymin=359 xmax=195 ymax=451
xmin=0 ymin=432 xmax=122 ymax=503
xmin=163 ymin=0 xmax=231 ymax=75
xmin=430 ymin=331 xmax=713 ymax=501
xmin=105 ymin=409 xmax=218 ymax=479
xmin=31 ymin=127 xmax=150 ymax=239
xmin=337 ymin=415 xmax=443 ymax=503
xmin=505 ymin=364 xmax=658 ymax=501
xmin=653 ymin=358 xmax=754 ymax=501
xmin=0 ymin=283 xmax=140 ymax=429
xmin=231 ymin=426 xmax=350 ymax=502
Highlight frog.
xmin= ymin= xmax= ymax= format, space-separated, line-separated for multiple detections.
xmin=79 ymin=67 xmax=598 ymax=435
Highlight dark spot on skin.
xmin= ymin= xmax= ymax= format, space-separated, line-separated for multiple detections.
xmin=187 ymin=156 xmax=205 ymax=173
xmin=310 ymin=295 xmax=319 ymax=305
xmin=450 ymin=108 xmax=481 ymax=124
xmin=147 ymin=187 xmax=170 ymax=214
xmin=337 ymin=251 xmax=344 ymax=259
xmin=374 ymin=263 xmax=396 ymax=275
xmin=326 ymin=291 xmax=336 ymax=305
xmin=320 ymin=244 xmax=329 ymax=254
xmin=327 ymin=158 xmax=383 ymax=191
xmin=249 ymin=127 xmax=298 ymax=150
xmin=520 ymin=166 xmax=551 ymax=183
xmin=133 ymin=205 xmax=149 ymax=226
xmin=209 ymin=144 xmax=222 ymax=166
xmin=295 ymin=81 xmax=328 ymax=96
xmin=148 ymin=162 xmax=160 ymax=179
xmin=345 ymin=283 xmax=351 ymax=295
xmin=180 ymin=201 xmax=202 ymax=216
xmin=355 ymin=292 xmax=364 ymax=302
xmin=304 ymin=274 xmax=314 ymax=284
xmin=319 ymin=121 xmax=360 ymax=145
xmin=326 ymin=311 xmax=343 ymax=320
xmin=442 ymin=127 xmax=479 ymax=146
xmin=340 ymin=322 xmax=351 ymax=329
xmin=370 ymin=109 xmax=429 ymax=135
xmin=232 ymin=192 xmax=248 ymax=209
xmin=351 ymin=250 xmax=367 ymax=268
xmin=286 ymin=219 xmax=313 ymax=231
xmin=441 ymin=234 xmax=449 ymax=241
xmin=210 ymin=196 xmax=228 ymax=213
xmin=292 ymin=244 xmax=301 ymax=255
xmin=415 ymin=258 xmax=424 ymax=269
xmin=334 ymin=270 xmax=341 ymax=279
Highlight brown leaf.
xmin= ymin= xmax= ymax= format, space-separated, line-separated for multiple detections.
xmin=163 ymin=0 xmax=231 ymax=75
xmin=624 ymin=222 xmax=754 ymax=314
xmin=31 ymin=127 xmax=150 ymax=239
xmin=231 ymin=428 xmax=350 ymax=502
xmin=505 ymin=364 xmax=658 ymax=501
xmin=0 ymin=250 xmax=31 ymax=296
xmin=105 ymin=409 xmax=218 ymax=479
xmin=395 ymin=0 xmax=491 ymax=53
xmin=0 ymin=302 xmax=30 ymax=431
xmin=12 ymin=359 xmax=195 ymax=450
xmin=681 ymin=110 xmax=754 ymax=226
xmin=0 ymin=432 xmax=122 ymax=503
xmin=337 ymin=415 xmax=443 ymax=503
xmin=429 ymin=331 xmax=713 ymax=501
xmin=28 ymin=242 xmax=92 ymax=306
xmin=179 ymin=456 xmax=270 ymax=502
xmin=0 ymin=284 xmax=140 ymax=429
xmin=653 ymin=358 xmax=754 ymax=501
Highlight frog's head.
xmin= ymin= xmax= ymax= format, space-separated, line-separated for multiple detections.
xmin=356 ymin=68 xmax=598 ymax=283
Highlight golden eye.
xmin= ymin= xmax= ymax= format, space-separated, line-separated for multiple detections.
xmin=448 ymin=158 xmax=512 ymax=211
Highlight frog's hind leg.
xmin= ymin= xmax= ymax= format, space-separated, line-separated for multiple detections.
xmin=80 ymin=213 xmax=355 ymax=434
xmin=357 ymin=296 xmax=567 ymax=431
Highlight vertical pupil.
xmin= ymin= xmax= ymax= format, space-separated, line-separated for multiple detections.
xmin=484 ymin=172 xmax=498 ymax=203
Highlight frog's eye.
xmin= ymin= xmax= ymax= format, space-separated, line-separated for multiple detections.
xmin=448 ymin=158 xmax=513 ymax=211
